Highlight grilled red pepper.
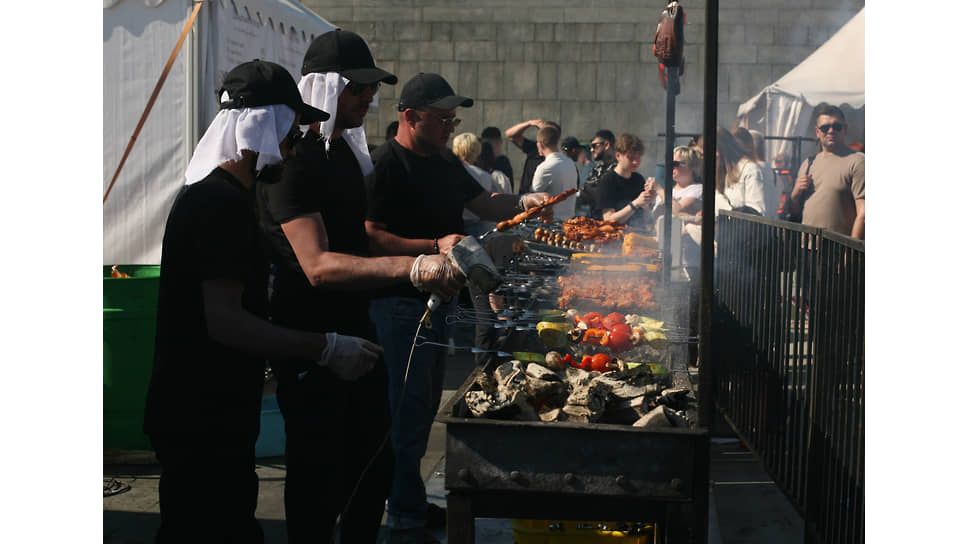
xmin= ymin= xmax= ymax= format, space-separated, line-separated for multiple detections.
xmin=582 ymin=328 xmax=608 ymax=344
xmin=589 ymin=353 xmax=611 ymax=372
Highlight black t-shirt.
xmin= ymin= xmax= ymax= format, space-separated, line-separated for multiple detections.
xmin=518 ymin=138 xmax=544 ymax=194
xmin=365 ymin=139 xmax=485 ymax=298
xmin=258 ymin=135 xmax=375 ymax=343
xmin=144 ymin=168 xmax=267 ymax=440
xmin=595 ymin=169 xmax=652 ymax=231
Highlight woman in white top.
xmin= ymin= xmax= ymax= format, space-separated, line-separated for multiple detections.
xmin=714 ymin=126 xmax=770 ymax=216
xmin=732 ymin=127 xmax=779 ymax=218
xmin=654 ymin=145 xmax=703 ymax=217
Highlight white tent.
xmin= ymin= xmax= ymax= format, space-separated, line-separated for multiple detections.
xmin=103 ymin=0 xmax=335 ymax=265
xmin=736 ymin=7 xmax=864 ymax=168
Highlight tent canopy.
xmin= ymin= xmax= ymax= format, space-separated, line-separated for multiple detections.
xmin=736 ymin=7 xmax=864 ymax=168
xmin=103 ymin=0 xmax=335 ymax=265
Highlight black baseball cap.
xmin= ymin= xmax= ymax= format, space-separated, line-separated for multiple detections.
xmin=561 ymin=136 xmax=581 ymax=151
xmin=301 ymin=29 xmax=398 ymax=85
xmin=217 ymin=60 xmax=329 ymax=124
xmin=397 ymin=72 xmax=473 ymax=111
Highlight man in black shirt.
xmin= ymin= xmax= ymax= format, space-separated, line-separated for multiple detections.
xmin=577 ymin=129 xmax=618 ymax=218
xmin=365 ymin=73 xmax=550 ymax=543
xmin=256 ymin=31 xmax=464 ymax=544
xmin=144 ymin=60 xmax=382 ymax=543
xmin=505 ymin=118 xmax=559 ymax=194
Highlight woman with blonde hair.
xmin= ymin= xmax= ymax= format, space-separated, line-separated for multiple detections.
xmin=654 ymin=144 xmax=703 ymax=217
xmin=451 ymin=132 xmax=507 ymax=237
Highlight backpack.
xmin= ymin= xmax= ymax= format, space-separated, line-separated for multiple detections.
xmin=653 ymin=2 xmax=686 ymax=90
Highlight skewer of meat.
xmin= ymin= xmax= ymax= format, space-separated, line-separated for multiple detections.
xmin=495 ymin=188 xmax=577 ymax=232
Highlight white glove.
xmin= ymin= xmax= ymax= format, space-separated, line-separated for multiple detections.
xmin=520 ymin=192 xmax=549 ymax=211
xmin=317 ymin=332 xmax=383 ymax=381
xmin=409 ymin=254 xmax=464 ymax=300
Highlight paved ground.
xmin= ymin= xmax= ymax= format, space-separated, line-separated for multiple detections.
xmin=104 ymin=347 xmax=802 ymax=543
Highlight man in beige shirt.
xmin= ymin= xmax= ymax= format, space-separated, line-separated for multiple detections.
xmin=788 ymin=104 xmax=865 ymax=239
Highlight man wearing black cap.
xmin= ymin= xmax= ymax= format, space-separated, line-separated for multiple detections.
xmin=256 ymin=31 xmax=465 ymax=544
xmin=365 ymin=72 xmax=551 ymax=543
xmin=144 ymin=59 xmax=384 ymax=543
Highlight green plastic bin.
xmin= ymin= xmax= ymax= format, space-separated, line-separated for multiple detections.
xmin=103 ymin=265 xmax=160 ymax=451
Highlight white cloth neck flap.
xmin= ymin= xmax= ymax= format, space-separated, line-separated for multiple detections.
xmin=184 ymin=101 xmax=295 ymax=185
xmin=298 ymin=72 xmax=375 ymax=177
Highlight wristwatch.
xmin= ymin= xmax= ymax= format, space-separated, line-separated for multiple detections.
xmin=628 ymin=202 xmax=639 ymax=211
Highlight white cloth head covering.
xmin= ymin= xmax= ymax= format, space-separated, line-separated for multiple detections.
xmin=184 ymin=100 xmax=296 ymax=185
xmin=297 ymin=72 xmax=375 ymax=177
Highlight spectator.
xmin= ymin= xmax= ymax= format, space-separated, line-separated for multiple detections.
xmin=143 ymin=60 xmax=381 ymax=543
xmin=481 ymin=125 xmax=513 ymax=183
xmin=385 ymin=120 xmax=399 ymax=141
xmin=654 ymin=144 xmax=703 ymax=217
xmin=364 ymin=72 xmax=550 ymax=544
xmin=577 ymin=146 xmax=595 ymax=188
xmin=452 ymin=132 xmax=502 ymax=237
xmin=577 ymin=129 xmax=617 ymax=218
xmin=505 ymin=118 xmax=559 ymax=194
xmin=732 ymin=126 xmax=778 ymax=218
xmin=713 ymin=126 xmax=770 ymax=217
xmin=474 ymin=140 xmax=513 ymax=194
xmin=787 ymin=104 xmax=864 ymax=239
xmin=595 ymin=132 xmax=656 ymax=231
xmin=529 ymin=126 xmax=578 ymax=219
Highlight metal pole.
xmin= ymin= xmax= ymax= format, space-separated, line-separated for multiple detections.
xmin=698 ymin=0 xmax=718 ymax=429
xmin=662 ymin=70 xmax=677 ymax=285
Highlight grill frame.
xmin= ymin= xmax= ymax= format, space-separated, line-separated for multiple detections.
xmin=436 ymin=279 xmax=709 ymax=542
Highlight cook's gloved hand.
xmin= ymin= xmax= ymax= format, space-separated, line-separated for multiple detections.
xmin=410 ymin=254 xmax=465 ymax=300
xmin=317 ymin=332 xmax=383 ymax=381
xmin=520 ymin=192 xmax=553 ymax=221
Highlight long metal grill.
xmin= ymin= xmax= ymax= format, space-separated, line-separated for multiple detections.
xmin=714 ymin=211 xmax=864 ymax=544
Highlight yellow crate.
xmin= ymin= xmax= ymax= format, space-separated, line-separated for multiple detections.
xmin=511 ymin=519 xmax=654 ymax=544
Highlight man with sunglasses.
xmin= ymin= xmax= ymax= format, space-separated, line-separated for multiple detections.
xmin=576 ymin=129 xmax=618 ymax=218
xmin=256 ymin=32 xmax=465 ymax=544
xmin=365 ymin=72 xmax=551 ymax=543
xmin=788 ymin=104 xmax=865 ymax=239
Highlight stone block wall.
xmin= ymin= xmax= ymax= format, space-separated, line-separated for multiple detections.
xmin=302 ymin=0 xmax=863 ymax=190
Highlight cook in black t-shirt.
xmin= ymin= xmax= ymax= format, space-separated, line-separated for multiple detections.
xmin=365 ymin=138 xmax=485 ymax=299
xmin=145 ymin=168 xmax=267 ymax=442
xmin=258 ymin=134 xmax=374 ymax=344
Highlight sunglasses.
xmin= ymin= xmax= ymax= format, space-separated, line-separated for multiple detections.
xmin=417 ymin=110 xmax=461 ymax=128
xmin=817 ymin=122 xmax=844 ymax=134
xmin=589 ymin=142 xmax=603 ymax=149
xmin=671 ymin=160 xmax=686 ymax=168
xmin=346 ymin=81 xmax=380 ymax=96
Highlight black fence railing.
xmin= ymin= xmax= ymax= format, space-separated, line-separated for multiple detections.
xmin=713 ymin=211 xmax=864 ymax=544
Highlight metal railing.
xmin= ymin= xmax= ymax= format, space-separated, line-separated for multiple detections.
xmin=713 ymin=211 xmax=864 ymax=544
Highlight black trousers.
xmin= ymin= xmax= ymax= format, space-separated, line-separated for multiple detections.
xmin=274 ymin=361 xmax=394 ymax=544
xmin=151 ymin=434 xmax=263 ymax=544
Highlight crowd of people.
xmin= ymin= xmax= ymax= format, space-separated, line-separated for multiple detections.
xmin=142 ymin=24 xmax=864 ymax=544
